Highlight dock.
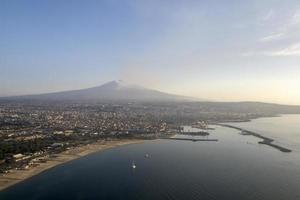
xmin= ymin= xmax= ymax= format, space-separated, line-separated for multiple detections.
xmin=216 ymin=124 xmax=292 ymax=153
xmin=180 ymin=131 xmax=209 ymax=136
xmin=161 ymin=138 xmax=218 ymax=142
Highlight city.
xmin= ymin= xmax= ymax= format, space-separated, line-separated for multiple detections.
xmin=0 ymin=99 xmax=297 ymax=175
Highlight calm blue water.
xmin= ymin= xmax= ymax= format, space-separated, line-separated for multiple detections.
xmin=227 ymin=114 xmax=300 ymax=153
xmin=1 ymin=115 xmax=300 ymax=200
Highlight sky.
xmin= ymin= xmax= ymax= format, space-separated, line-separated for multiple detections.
xmin=1 ymin=0 xmax=300 ymax=105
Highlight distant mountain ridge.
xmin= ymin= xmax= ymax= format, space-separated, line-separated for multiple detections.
xmin=2 ymin=81 xmax=300 ymax=115
xmin=4 ymin=80 xmax=198 ymax=102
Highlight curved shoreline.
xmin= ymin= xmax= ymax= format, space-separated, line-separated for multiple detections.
xmin=0 ymin=139 xmax=145 ymax=192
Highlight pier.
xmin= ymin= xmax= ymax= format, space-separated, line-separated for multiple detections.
xmin=179 ymin=131 xmax=209 ymax=136
xmin=216 ymin=124 xmax=292 ymax=153
xmin=161 ymin=138 xmax=218 ymax=142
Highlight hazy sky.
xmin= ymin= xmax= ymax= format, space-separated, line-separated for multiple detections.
xmin=1 ymin=0 xmax=300 ymax=104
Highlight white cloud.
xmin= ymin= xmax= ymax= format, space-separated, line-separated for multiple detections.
xmin=259 ymin=9 xmax=300 ymax=43
xmin=259 ymin=33 xmax=284 ymax=42
xmin=263 ymin=42 xmax=300 ymax=56
xmin=248 ymin=8 xmax=300 ymax=56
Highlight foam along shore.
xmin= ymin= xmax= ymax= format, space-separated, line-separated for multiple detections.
xmin=216 ymin=124 xmax=292 ymax=153
xmin=0 ymin=139 xmax=144 ymax=191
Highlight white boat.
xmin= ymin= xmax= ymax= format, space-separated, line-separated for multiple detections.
xmin=132 ymin=161 xmax=136 ymax=169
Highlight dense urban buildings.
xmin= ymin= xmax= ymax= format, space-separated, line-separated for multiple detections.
xmin=1 ymin=99 xmax=299 ymax=174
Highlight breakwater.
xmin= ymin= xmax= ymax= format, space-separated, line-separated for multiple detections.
xmin=180 ymin=131 xmax=209 ymax=136
xmin=216 ymin=124 xmax=292 ymax=153
xmin=161 ymin=138 xmax=218 ymax=142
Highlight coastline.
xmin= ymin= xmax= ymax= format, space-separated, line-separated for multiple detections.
xmin=0 ymin=139 xmax=145 ymax=192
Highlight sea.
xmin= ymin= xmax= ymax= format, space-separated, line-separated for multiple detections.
xmin=1 ymin=115 xmax=300 ymax=200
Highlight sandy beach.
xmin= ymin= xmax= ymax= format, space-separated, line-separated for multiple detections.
xmin=0 ymin=139 xmax=144 ymax=191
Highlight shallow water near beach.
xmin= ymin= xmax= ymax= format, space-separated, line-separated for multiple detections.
xmin=1 ymin=115 xmax=300 ymax=200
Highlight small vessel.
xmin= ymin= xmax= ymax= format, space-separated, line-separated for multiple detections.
xmin=132 ymin=161 xmax=136 ymax=169
xmin=144 ymin=154 xmax=150 ymax=158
